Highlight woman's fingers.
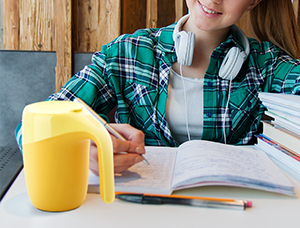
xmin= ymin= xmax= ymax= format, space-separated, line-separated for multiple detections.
xmin=89 ymin=124 xmax=146 ymax=174
xmin=113 ymin=153 xmax=144 ymax=173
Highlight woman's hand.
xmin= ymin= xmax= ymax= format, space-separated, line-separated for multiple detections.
xmin=89 ymin=124 xmax=145 ymax=175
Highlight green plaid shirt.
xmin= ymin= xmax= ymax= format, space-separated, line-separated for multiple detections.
xmin=15 ymin=23 xmax=300 ymax=150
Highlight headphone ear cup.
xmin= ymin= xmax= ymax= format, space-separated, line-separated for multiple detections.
xmin=174 ymin=31 xmax=195 ymax=66
xmin=219 ymin=47 xmax=246 ymax=80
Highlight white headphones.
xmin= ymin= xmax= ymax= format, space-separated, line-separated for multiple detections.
xmin=173 ymin=14 xmax=250 ymax=80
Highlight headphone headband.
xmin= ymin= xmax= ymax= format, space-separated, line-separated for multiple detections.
xmin=230 ymin=24 xmax=250 ymax=57
xmin=173 ymin=14 xmax=190 ymax=41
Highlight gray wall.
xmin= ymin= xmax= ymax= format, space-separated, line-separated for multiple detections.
xmin=0 ymin=50 xmax=56 ymax=147
xmin=0 ymin=50 xmax=94 ymax=148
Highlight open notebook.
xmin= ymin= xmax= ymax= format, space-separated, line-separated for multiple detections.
xmin=88 ymin=140 xmax=295 ymax=196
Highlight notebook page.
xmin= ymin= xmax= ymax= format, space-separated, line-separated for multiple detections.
xmin=171 ymin=140 xmax=294 ymax=195
xmin=88 ymin=146 xmax=177 ymax=194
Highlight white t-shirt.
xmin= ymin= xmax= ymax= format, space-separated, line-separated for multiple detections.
xmin=165 ymin=69 xmax=204 ymax=144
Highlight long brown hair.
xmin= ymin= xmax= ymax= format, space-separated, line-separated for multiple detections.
xmin=250 ymin=0 xmax=300 ymax=59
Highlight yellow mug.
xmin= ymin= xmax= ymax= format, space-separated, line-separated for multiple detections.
xmin=22 ymin=100 xmax=115 ymax=211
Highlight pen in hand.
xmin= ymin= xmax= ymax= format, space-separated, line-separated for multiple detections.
xmin=99 ymin=120 xmax=149 ymax=165
xmin=74 ymin=97 xmax=149 ymax=165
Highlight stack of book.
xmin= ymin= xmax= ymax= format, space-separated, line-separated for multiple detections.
xmin=256 ymin=92 xmax=300 ymax=175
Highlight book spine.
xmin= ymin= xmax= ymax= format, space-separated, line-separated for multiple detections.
xmin=257 ymin=134 xmax=300 ymax=159
xmin=261 ymin=120 xmax=300 ymax=155
xmin=264 ymin=111 xmax=300 ymax=136
xmin=256 ymin=134 xmax=300 ymax=175
xmin=271 ymin=121 xmax=300 ymax=139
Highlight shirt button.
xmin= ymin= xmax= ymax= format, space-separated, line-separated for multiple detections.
xmin=213 ymin=53 xmax=219 ymax=59
xmin=206 ymin=112 xmax=212 ymax=117
xmin=207 ymin=82 xmax=213 ymax=87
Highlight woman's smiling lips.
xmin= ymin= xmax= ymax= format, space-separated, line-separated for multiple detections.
xmin=198 ymin=1 xmax=222 ymax=17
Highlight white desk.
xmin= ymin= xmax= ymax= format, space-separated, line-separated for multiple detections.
xmin=1 ymin=161 xmax=300 ymax=228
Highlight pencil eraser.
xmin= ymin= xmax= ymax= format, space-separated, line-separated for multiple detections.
xmin=246 ymin=201 xmax=252 ymax=208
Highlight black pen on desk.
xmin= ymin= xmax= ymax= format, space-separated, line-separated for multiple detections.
xmin=115 ymin=193 xmax=252 ymax=210
xmin=74 ymin=97 xmax=149 ymax=165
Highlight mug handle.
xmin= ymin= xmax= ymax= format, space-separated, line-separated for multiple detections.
xmin=79 ymin=114 xmax=115 ymax=204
